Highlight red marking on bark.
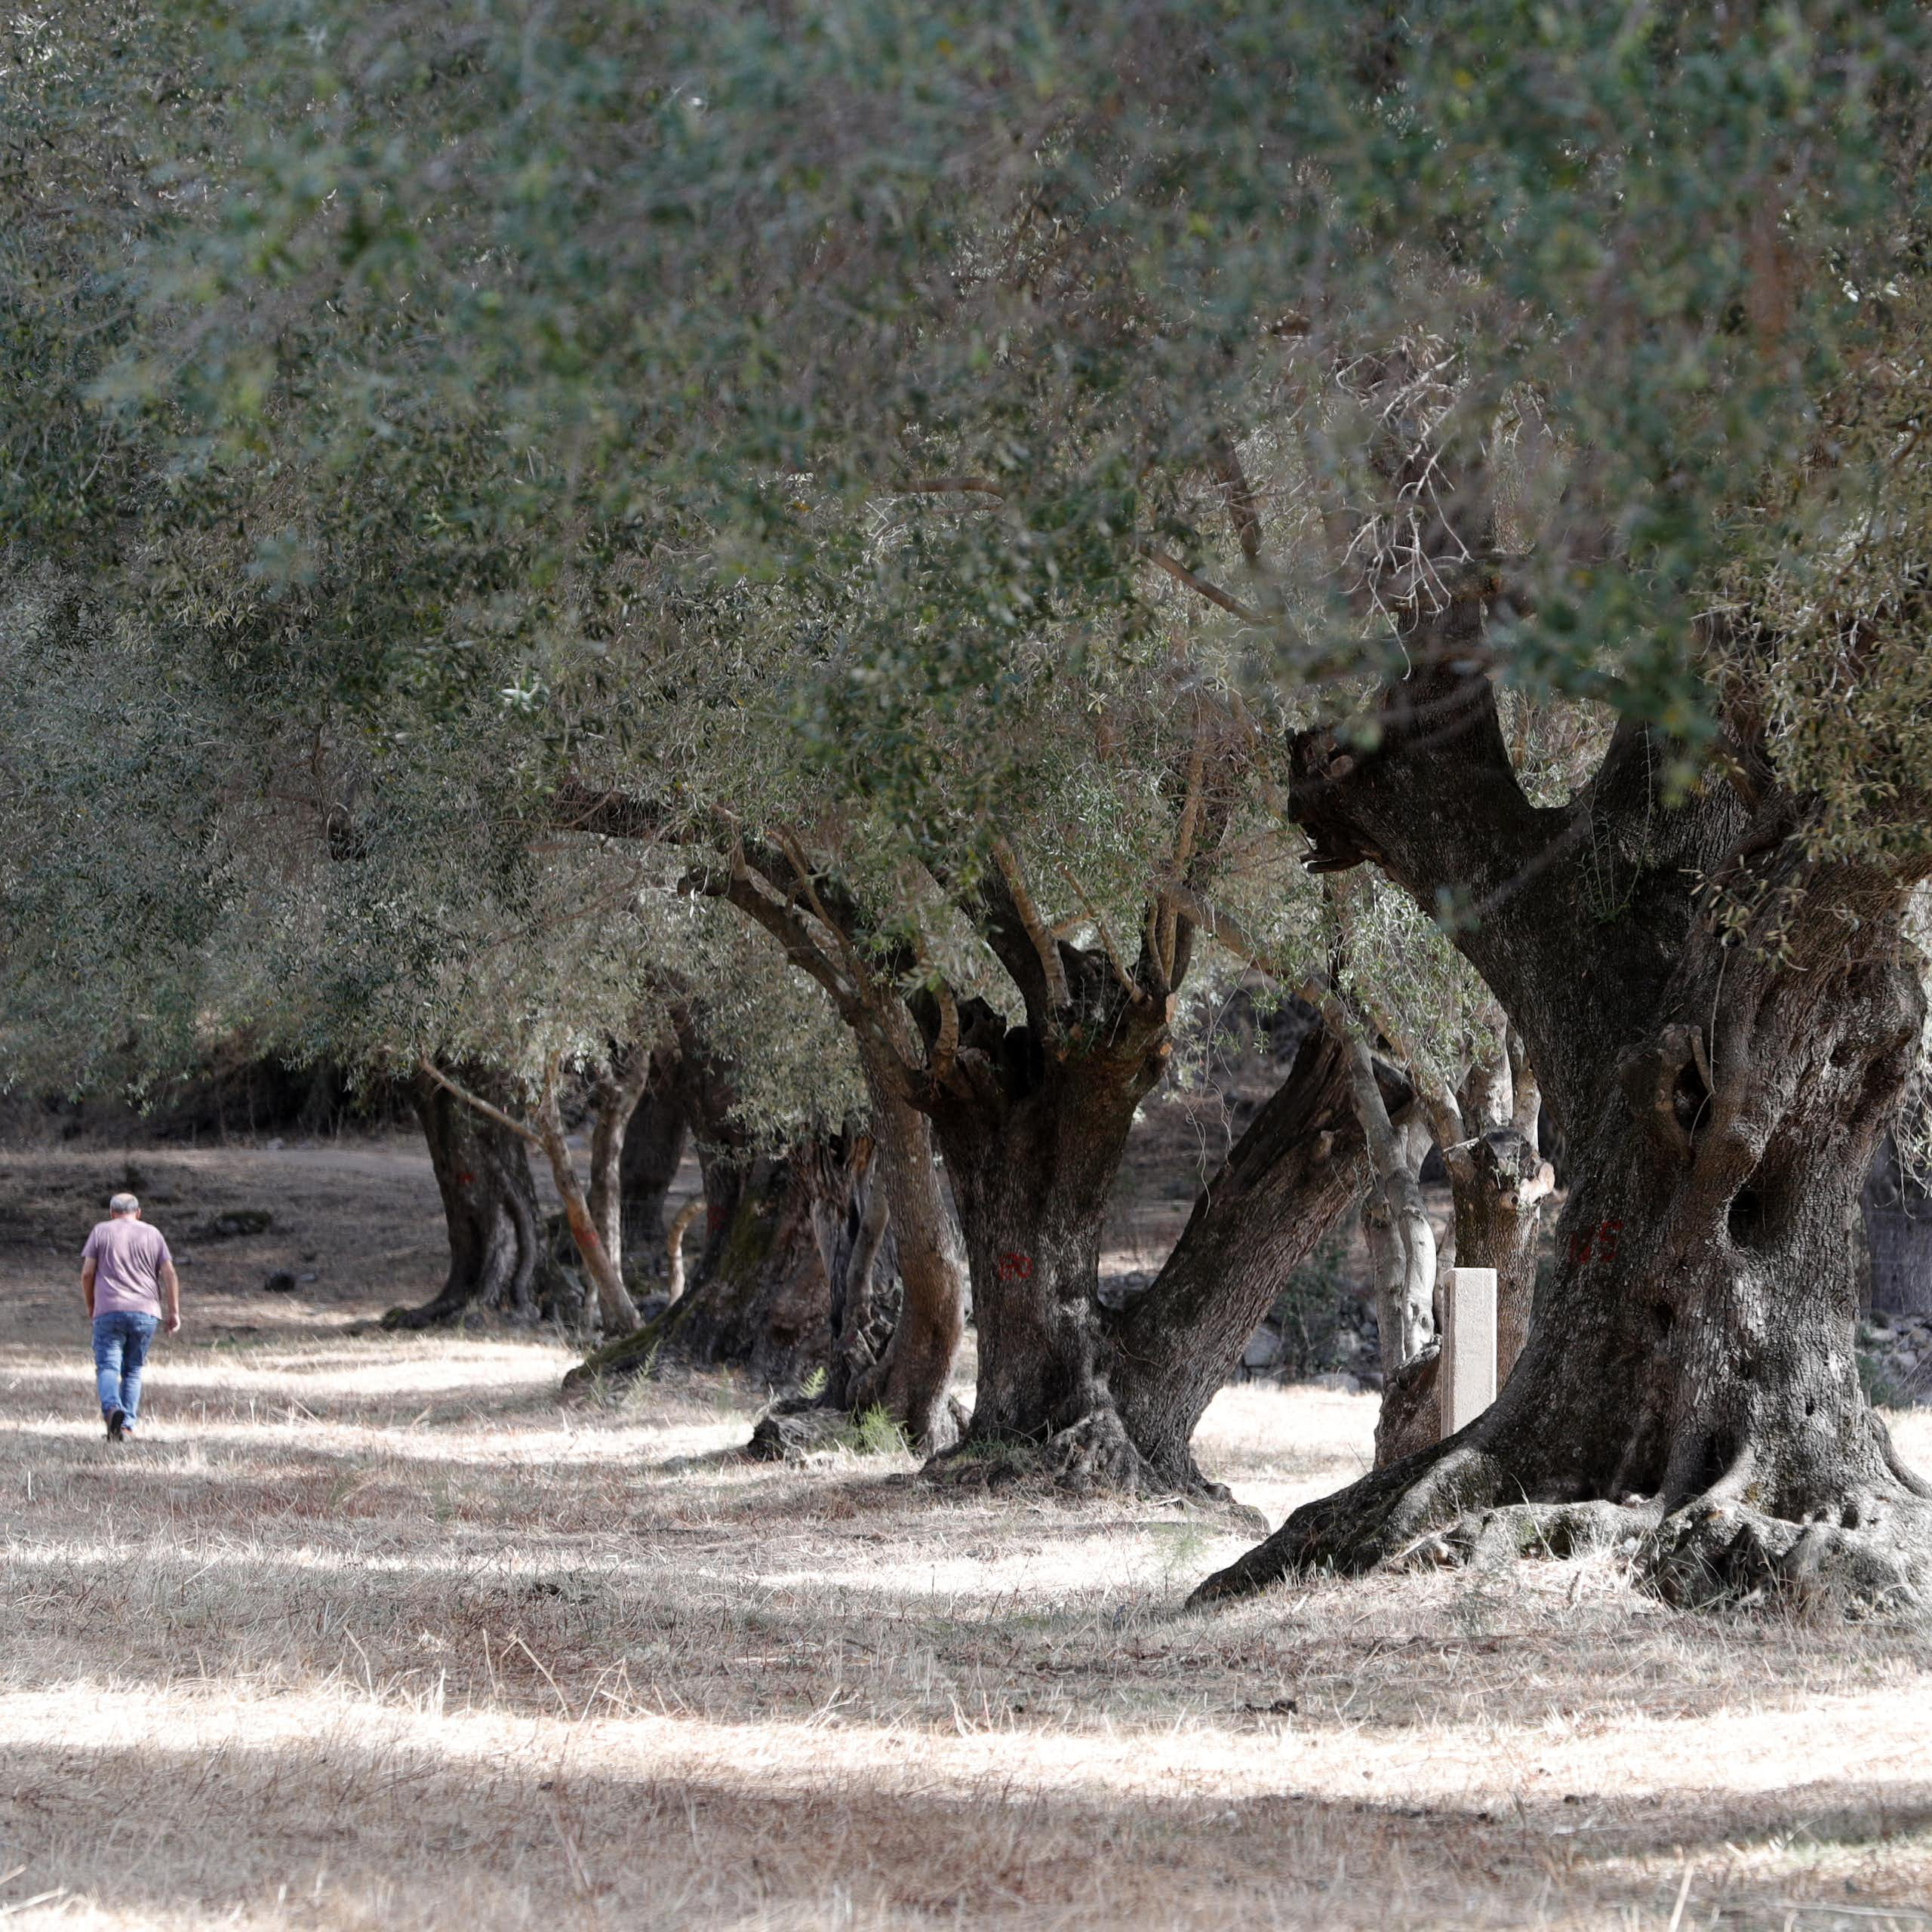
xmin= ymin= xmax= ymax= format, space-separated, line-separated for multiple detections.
xmin=455 ymin=1171 xmax=475 ymax=1189
xmin=995 ymin=1251 xmax=1034 ymax=1281
xmin=707 ymin=1204 xmax=726 ymax=1232
xmin=1569 ymin=1218 xmax=1623 ymax=1268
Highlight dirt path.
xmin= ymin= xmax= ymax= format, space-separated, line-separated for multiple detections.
xmin=4 ymin=1144 xmax=1932 ymax=1930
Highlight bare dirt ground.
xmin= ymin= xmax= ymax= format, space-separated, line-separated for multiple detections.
xmin=5 ymin=1144 xmax=1932 ymax=1930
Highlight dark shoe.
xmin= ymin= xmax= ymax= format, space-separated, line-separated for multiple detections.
xmin=106 ymin=1408 xmax=127 ymax=1441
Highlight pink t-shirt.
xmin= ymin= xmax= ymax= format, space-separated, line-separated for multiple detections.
xmin=82 ymin=1219 xmax=172 ymax=1318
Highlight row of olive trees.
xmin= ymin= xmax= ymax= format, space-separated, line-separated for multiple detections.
xmin=8 ymin=1 xmax=1932 ymax=1610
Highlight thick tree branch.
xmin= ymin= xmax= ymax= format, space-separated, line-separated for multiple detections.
xmin=417 ymin=1057 xmax=542 ymax=1147
xmin=989 ymin=834 xmax=1072 ymax=1014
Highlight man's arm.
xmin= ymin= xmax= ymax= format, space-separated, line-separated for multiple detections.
xmin=159 ymin=1260 xmax=180 ymax=1335
xmin=81 ymin=1257 xmax=97 ymax=1319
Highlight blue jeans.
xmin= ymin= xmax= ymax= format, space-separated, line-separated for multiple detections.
xmin=92 ymin=1312 xmax=160 ymax=1426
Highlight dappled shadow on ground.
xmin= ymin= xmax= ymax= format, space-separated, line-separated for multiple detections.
xmin=7 ymin=1319 xmax=1932 ymax=1928
xmin=3 ymin=1724 xmax=1930 ymax=1931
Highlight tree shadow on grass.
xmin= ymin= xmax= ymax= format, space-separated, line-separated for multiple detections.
xmin=2 ymin=1730 xmax=1927 ymax=1931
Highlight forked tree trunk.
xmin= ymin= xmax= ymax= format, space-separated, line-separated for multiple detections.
xmin=931 ymin=992 xmax=1386 ymax=1494
xmin=531 ymin=1076 xmax=640 ymax=1340
xmin=1200 ymin=672 xmax=1932 ymax=1611
xmin=386 ymin=1066 xmax=543 ymax=1329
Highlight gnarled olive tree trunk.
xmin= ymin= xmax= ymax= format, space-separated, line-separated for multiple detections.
xmin=928 ymin=973 xmax=1383 ymax=1493
xmin=385 ymin=1065 xmax=543 ymax=1328
xmin=1106 ymin=1018 xmax=1376 ymax=1488
xmin=1198 ymin=663 xmax=1932 ymax=1611
xmin=922 ymin=968 xmax=1174 ymax=1484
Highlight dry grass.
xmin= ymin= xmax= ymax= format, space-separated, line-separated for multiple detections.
xmin=4 ymin=1149 xmax=1932 ymax=1928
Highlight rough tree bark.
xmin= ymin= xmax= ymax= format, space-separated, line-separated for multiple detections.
xmin=384 ymin=1065 xmax=543 ymax=1328
xmin=1104 ymin=1017 xmax=1382 ymax=1489
xmin=1195 ymin=646 xmax=1932 ymax=1612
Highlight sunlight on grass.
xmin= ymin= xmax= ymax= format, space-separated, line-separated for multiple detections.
xmin=5 ymin=1328 xmax=1932 ymax=1930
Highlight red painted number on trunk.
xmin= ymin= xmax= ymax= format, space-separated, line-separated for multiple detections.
xmin=1569 ymin=1218 xmax=1624 ymax=1268
xmin=995 ymin=1251 xmax=1033 ymax=1281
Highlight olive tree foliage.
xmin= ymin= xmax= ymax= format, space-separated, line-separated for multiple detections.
xmin=17 ymin=3 xmax=1932 ymax=1560
xmin=0 ymin=573 xmax=223 ymax=1098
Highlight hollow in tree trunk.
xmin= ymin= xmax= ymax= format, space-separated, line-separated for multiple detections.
xmin=385 ymin=1066 xmax=542 ymax=1329
xmin=1196 ymin=660 xmax=1932 ymax=1612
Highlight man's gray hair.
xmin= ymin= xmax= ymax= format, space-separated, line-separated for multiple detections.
xmin=108 ymin=1192 xmax=140 ymax=1217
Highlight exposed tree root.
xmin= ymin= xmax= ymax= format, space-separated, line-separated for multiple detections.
xmin=744 ymin=1392 xmax=969 ymax=1463
xmin=922 ymin=1407 xmax=1266 ymax=1529
xmin=744 ymin=1401 xmax=857 ymax=1463
xmin=1407 ymin=1498 xmax=1656 ymax=1572
xmin=1191 ymin=1439 xmax=1509 ymax=1603
xmin=379 ymin=1295 xmax=481 ymax=1333
xmin=1641 ymin=1497 xmax=1932 ymax=1617
xmin=1192 ymin=1438 xmax=1932 ymax=1620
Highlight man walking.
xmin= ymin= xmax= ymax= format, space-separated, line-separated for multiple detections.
xmin=80 ymin=1192 xmax=180 ymax=1441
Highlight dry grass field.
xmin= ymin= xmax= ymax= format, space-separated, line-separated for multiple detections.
xmin=5 ymin=1146 xmax=1932 ymax=1930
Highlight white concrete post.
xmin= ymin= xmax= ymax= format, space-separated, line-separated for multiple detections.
xmin=1440 ymin=1266 xmax=1498 ymax=1435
